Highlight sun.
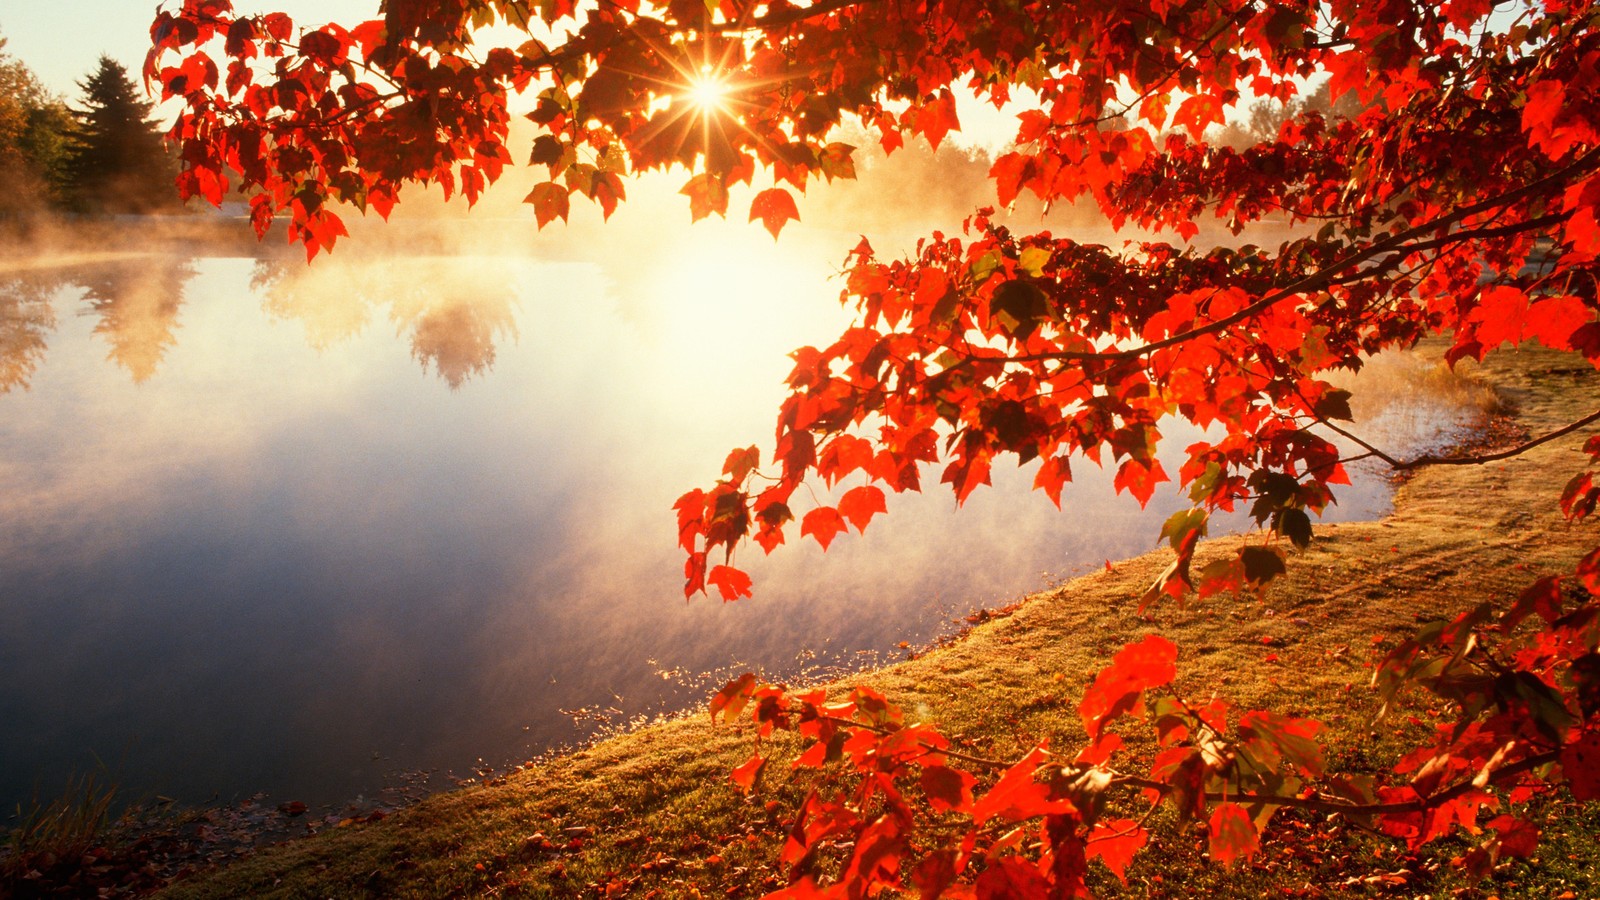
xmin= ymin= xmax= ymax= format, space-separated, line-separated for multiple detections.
xmin=684 ymin=71 xmax=732 ymax=113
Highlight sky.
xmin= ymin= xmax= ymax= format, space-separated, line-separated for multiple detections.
xmin=1 ymin=1 xmax=376 ymax=98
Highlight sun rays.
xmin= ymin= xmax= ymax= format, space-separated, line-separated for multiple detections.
xmin=684 ymin=70 xmax=733 ymax=114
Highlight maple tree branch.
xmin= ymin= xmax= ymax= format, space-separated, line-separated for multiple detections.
xmin=1058 ymin=4 xmax=1260 ymax=131
xmin=1224 ymin=749 xmax=1558 ymax=815
xmin=810 ymin=713 xmax=1016 ymax=770
xmin=1317 ymin=408 xmax=1600 ymax=472
xmin=1390 ymin=408 xmax=1600 ymax=470
xmin=1003 ymin=145 xmax=1600 ymax=366
xmin=710 ymin=0 xmax=881 ymax=34
xmin=1317 ymin=212 xmax=1572 ymax=291
xmin=1380 ymin=211 xmax=1573 ymax=262
xmin=800 ymin=709 xmax=1561 ymax=821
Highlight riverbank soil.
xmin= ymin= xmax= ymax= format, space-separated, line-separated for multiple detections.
xmin=151 ymin=344 xmax=1600 ymax=898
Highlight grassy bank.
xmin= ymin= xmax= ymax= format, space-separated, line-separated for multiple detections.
xmin=152 ymin=345 xmax=1599 ymax=899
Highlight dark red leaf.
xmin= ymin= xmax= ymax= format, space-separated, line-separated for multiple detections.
xmin=1208 ymin=802 xmax=1259 ymax=866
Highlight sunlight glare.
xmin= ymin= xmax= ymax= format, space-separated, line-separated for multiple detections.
xmin=685 ymin=72 xmax=731 ymax=112
xmin=640 ymin=228 xmax=851 ymax=399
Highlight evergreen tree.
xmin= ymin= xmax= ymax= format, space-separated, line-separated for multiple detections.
xmin=61 ymin=56 xmax=176 ymax=214
xmin=0 ymin=35 xmax=69 ymax=215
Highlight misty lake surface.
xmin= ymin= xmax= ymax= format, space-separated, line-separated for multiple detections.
xmin=0 ymin=218 xmax=1486 ymax=817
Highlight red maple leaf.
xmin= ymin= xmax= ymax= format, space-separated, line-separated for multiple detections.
xmin=1209 ymin=803 xmax=1259 ymax=866
xmin=1470 ymin=285 xmax=1530 ymax=348
xmin=706 ymin=565 xmax=753 ymax=601
xmin=837 ymin=485 xmax=887 ymax=532
xmin=800 ymin=506 xmax=847 ymax=550
xmin=1561 ymin=728 xmax=1600 ymax=801
xmin=1113 ymin=458 xmax=1168 ymax=508
xmin=730 ymin=753 xmax=765 ymax=792
xmin=1087 ymin=819 xmax=1148 ymax=883
xmin=1079 ymin=634 xmax=1178 ymax=741
xmin=749 ymin=187 xmax=799 ymax=239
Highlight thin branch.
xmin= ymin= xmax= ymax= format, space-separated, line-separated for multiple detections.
xmin=1319 ymin=408 xmax=1600 ymax=471
xmin=812 ymin=713 xmax=1016 ymax=770
xmin=1395 ymin=407 xmax=1600 ymax=470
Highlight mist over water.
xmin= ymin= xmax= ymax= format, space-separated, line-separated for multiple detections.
xmin=0 ymin=200 xmax=1487 ymax=817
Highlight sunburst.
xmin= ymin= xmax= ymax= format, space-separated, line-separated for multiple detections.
xmin=685 ymin=70 xmax=732 ymax=113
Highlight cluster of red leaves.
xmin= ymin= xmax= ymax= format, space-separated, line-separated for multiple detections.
xmin=661 ymin=1 xmax=1600 ymax=885
xmin=149 ymin=0 xmax=1600 ymax=891
xmin=712 ymin=601 xmax=1600 ymax=896
xmin=692 ymin=404 xmax=1600 ymax=895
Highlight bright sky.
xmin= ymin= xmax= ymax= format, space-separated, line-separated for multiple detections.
xmin=1 ymin=1 xmax=375 ymax=98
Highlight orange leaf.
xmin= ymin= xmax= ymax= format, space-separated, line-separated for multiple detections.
xmin=1561 ymin=728 xmax=1600 ymax=800
xmin=707 ymin=565 xmax=753 ymax=601
xmin=1522 ymin=79 xmax=1568 ymax=156
xmin=730 ymin=754 xmax=766 ymax=793
xmin=674 ymin=489 xmax=705 ymax=552
xmin=1079 ymin=634 xmax=1178 ymax=741
xmin=800 ymin=506 xmax=847 ymax=550
xmin=837 ymin=485 xmax=887 ymax=533
xmin=940 ymin=452 xmax=993 ymax=505
xmin=1033 ymin=454 xmax=1072 ymax=508
xmin=710 ymin=672 xmax=757 ymax=723
xmin=1074 ymin=732 xmax=1123 ymax=766
xmin=680 ymin=172 xmax=730 ymax=221
xmin=749 ymin=187 xmax=799 ymax=239
xmin=1113 ymin=458 xmax=1168 ymax=508
xmin=973 ymin=857 xmax=1050 ymax=896
xmin=1566 ymin=207 xmax=1600 ymax=259
xmin=1470 ymin=285 xmax=1529 ymax=348
xmin=683 ymin=551 xmax=707 ymax=597
xmin=1487 ymin=815 xmax=1541 ymax=858
xmin=971 ymin=745 xmax=1074 ymax=825
xmin=1580 ymin=546 xmax=1600 ymax=594
xmin=1173 ymin=92 xmax=1225 ymax=140
xmin=1525 ymin=295 xmax=1591 ymax=350
xmin=722 ymin=445 xmax=761 ymax=482
xmin=915 ymin=90 xmax=960 ymax=150
xmin=1087 ymin=819 xmax=1148 ymax=883
xmin=526 ymin=181 xmax=569 ymax=228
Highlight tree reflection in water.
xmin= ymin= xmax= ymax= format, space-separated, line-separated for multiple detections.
xmin=251 ymin=256 xmax=519 ymax=388
xmin=77 ymin=258 xmax=196 ymax=384
xmin=0 ymin=270 xmax=61 ymax=392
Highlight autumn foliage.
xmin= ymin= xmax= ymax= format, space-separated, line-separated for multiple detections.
xmin=148 ymin=0 xmax=1600 ymax=893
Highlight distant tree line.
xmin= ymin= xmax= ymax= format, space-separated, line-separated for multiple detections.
xmin=0 ymin=35 xmax=178 ymax=218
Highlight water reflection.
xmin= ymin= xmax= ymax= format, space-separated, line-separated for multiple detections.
xmin=0 ymin=270 xmax=60 ymax=391
xmin=252 ymin=257 xmax=519 ymax=388
xmin=79 ymin=259 xmax=196 ymax=384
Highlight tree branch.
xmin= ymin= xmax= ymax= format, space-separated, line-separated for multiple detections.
xmin=802 ymin=710 xmax=1562 ymax=819
xmin=712 ymin=0 xmax=880 ymax=34
xmin=1002 ymin=146 xmax=1600 ymax=366
xmin=1318 ymin=408 xmax=1600 ymax=471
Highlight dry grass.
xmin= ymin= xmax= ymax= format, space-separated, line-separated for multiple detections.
xmin=157 ymin=344 xmax=1600 ymax=899
xmin=1 ymin=771 xmax=119 ymax=877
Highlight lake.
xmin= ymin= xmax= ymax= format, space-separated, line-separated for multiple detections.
xmin=0 ymin=213 xmax=1485 ymax=818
